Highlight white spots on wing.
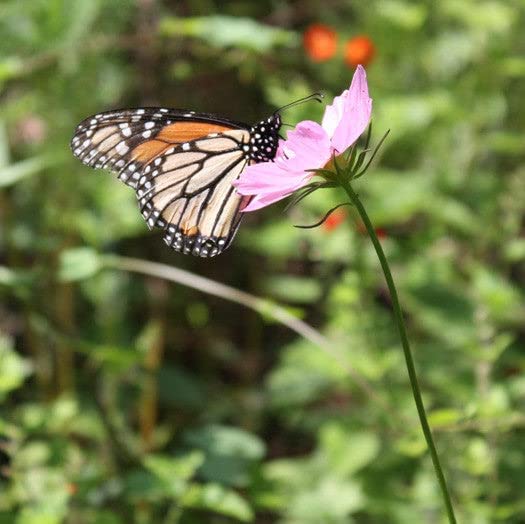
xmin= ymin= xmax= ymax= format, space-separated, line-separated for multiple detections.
xmin=142 ymin=130 xmax=152 ymax=138
xmin=182 ymin=143 xmax=190 ymax=151
xmin=116 ymin=142 xmax=129 ymax=155
xmin=144 ymin=121 xmax=155 ymax=129
xmin=129 ymin=163 xmax=136 ymax=172
xmin=136 ymin=109 xmax=145 ymax=115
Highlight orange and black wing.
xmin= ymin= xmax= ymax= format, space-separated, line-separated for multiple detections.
xmin=71 ymin=108 xmax=251 ymax=257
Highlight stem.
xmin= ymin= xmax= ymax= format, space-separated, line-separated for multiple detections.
xmin=342 ymin=182 xmax=457 ymax=524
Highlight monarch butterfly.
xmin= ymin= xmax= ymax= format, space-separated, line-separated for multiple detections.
xmin=70 ymin=95 xmax=321 ymax=257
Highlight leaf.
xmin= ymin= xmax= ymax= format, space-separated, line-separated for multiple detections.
xmin=182 ymin=483 xmax=254 ymax=522
xmin=183 ymin=425 xmax=265 ymax=487
xmin=124 ymin=470 xmax=166 ymax=502
xmin=405 ymin=280 xmax=477 ymax=346
xmin=471 ymin=265 xmax=523 ymax=321
xmin=427 ymin=408 xmax=463 ymax=428
xmin=144 ymin=452 xmax=204 ymax=483
xmin=378 ymin=0 xmax=428 ymax=29
xmin=144 ymin=451 xmax=204 ymax=498
xmin=158 ymin=366 xmax=207 ymax=410
xmin=160 ymin=16 xmax=298 ymax=52
xmin=263 ymin=275 xmax=322 ymax=303
xmin=0 ymin=332 xmax=32 ymax=400
xmin=58 ymin=247 xmax=103 ymax=282
xmin=363 ymin=169 xmax=434 ymax=224
xmin=0 ymin=266 xmax=17 ymax=286
xmin=288 ymin=477 xmax=363 ymax=521
xmin=318 ymin=424 xmax=381 ymax=477
xmin=0 ymin=155 xmax=55 ymax=187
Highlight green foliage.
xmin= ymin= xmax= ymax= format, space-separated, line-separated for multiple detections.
xmin=1 ymin=0 xmax=525 ymax=523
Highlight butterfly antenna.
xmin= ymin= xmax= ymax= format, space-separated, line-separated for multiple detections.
xmin=275 ymin=92 xmax=324 ymax=114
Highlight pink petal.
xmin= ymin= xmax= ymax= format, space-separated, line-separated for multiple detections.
xmin=242 ymin=186 xmax=303 ymax=212
xmin=329 ymin=65 xmax=373 ymax=154
xmin=277 ymin=121 xmax=332 ymax=172
xmin=321 ymin=89 xmax=348 ymax=139
xmin=234 ymin=121 xmax=332 ymax=212
xmin=232 ymin=162 xmax=290 ymax=194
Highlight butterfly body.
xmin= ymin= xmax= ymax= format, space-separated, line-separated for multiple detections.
xmin=71 ymin=108 xmax=281 ymax=257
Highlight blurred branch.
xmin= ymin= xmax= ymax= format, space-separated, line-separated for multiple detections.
xmin=103 ymin=255 xmax=389 ymax=412
xmin=104 ymin=255 xmax=329 ymax=348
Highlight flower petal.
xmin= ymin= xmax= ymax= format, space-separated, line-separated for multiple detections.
xmin=242 ymin=186 xmax=304 ymax=212
xmin=330 ymin=65 xmax=372 ymax=154
xmin=234 ymin=121 xmax=332 ymax=212
xmin=321 ymin=89 xmax=348 ymax=139
xmin=232 ymin=162 xmax=290 ymax=194
xmin=278 ymin=121 xmax=332 ymax=172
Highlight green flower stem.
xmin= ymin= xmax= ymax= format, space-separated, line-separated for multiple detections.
xmin=342 ymin=181 xmax=457 ymax=524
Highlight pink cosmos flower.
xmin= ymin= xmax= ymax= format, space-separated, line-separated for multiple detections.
xmin=233 ymin=65 xmax=373 ymax=212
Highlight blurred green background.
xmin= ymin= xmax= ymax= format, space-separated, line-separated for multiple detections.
xmin=1 ymin=1 xmax=525 ymax=522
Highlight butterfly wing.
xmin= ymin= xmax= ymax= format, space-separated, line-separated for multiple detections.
xmin=71 ymin=108 xmax=251 ymax=257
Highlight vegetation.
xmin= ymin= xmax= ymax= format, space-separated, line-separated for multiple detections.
xmin=1 ymin=1 xmax=524 ymax=522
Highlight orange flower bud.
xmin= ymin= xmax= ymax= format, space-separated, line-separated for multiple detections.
xmin=344 ymin=35 xmax=376 ymax=67
xmin=303 ymin=24 xmax=338 ymax=62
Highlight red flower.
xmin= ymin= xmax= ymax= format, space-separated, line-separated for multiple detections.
xmin=323 ymin=209 xmax=347 ymax=232
xmin=344 ymin=35 xmax=376 ymax=67
xmin=303 ymin=24 xmax=338 ymax=62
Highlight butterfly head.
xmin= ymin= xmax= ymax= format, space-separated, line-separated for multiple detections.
xmin=249 ymin=113 xmax=282 ymax=163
